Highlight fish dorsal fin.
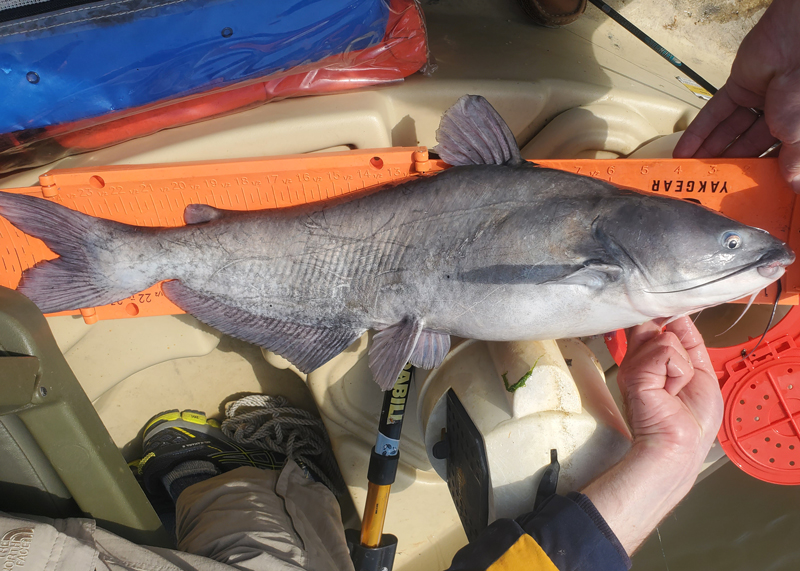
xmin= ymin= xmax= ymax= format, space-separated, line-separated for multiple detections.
xmin=432 ymin=95 xmax=523 ymax=167
xmin=184 ymin=204 xmax=227 ymax=225
xmin=162 ymin=281 xmax=362 ymax=372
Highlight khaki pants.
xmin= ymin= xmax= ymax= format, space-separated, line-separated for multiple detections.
xmin=0 ymin=461 xmax=355 ymax=571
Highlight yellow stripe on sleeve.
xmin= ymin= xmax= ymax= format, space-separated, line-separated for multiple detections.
xmin=487 ymin=533 xmax=560 ymax=571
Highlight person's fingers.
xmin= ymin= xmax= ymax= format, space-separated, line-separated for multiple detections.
xmin=664 ymin=317 xmax=723 ymax=437
xmin=663 ymin=349 xmax=694 ymax=397
xmin=673 ymin=86 xmax=739 ymax=158
xmin=722 ymin=115 xmax=780 ymax=158
xmin=621 ymin=329 xmax=693 ymax=393
xmin=664 ymin=316 xmax=715 ymax=378
xmin=693 ymin=106 xmax=763 ymax=158
xmin=765 ymin=72 xmax=800 ymax=192
xmin=624 ymin=320 xmax=663 ymax=356
xmin=673 ymin=128 xmax=705 ymax=159
xmin=779 ymin=142 xmax=800 ymax=193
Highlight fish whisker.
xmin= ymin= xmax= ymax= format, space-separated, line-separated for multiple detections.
xmin=716 ymin=292 xmax=758 ymax=337
xmin=743 ymin=280 xmax=782 ymax=360
xmin=644 ymin=259 xmax=764 ymax=294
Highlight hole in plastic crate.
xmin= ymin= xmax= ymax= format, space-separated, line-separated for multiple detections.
xmin=792 ymin=461 xmax=796 ymax=466
xmin=89 ymin=176 xmax=105 ymax=189
xmin=770 ymin=458 xmax=775 ymax=463
xmin=790 ymin=385 xmax=794 ymax=390
xmin=740 ymin=400 xmax=745 ymax=404
xmin=751 ymin=384 xmax=756 ymax=389
xmin=764 ymin=395 xmax=770 ymax=400
xmin=757 ymin=405 xmax=762 ymax=410
xmin=755 ymin=416 xmax=761 ymax=421
xmin=370 ymin=157 xmax=384 ymax=169
xmin=753 ymin=449 xmax=758 ymax=453
xmin=777 ymin=443 xmax=782 ymax=448
xmin=126 ymin=303 xmax=140 ymax=316
xmin=736 ymin=417 xmax=742 ymax=422
xmin=766 ymin=437 xmax=771 ymax=442
xmin=791 ymin=445 xmax=796 ymax=450
xmin=789 ymin=368 xmax=794 ymax=374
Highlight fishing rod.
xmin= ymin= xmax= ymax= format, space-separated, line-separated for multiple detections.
xmin=587 ymin=0 xmax=718 ymax=97
xmin=346 ymin=362 xmax=414 ymax=571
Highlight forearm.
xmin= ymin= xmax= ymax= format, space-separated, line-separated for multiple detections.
xmin=581 ymin=443 xmax=698 ymax=555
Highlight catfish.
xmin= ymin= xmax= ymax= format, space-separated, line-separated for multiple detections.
xmin=0 ymin=96 xmax=793 ymax=389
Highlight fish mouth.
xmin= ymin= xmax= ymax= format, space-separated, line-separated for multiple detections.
xmin=647 ymin=246 xmax=795 ymax=295
xmin=758 ymin=258 xmax=792 ymax=278
xmin=758 ymin=245 xmax=796 ymax=274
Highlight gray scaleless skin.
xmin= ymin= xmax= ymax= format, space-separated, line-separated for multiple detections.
xmin=0 ymin=95 xmax=794 ymax=389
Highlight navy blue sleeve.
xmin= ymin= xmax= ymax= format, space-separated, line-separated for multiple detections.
xmin=446 ymin=492 xmax=631 ymax=571
xmin=516 ymin=492 xmax=631 ymax=571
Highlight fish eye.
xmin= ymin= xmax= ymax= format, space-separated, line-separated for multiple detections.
xmin=722 ymin=232 xmax=742 ymax=250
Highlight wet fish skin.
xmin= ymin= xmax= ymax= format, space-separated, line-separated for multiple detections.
xmin=0 ymin=95 xmax=793 ymax=389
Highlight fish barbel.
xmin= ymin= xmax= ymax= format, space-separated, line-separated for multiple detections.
xmin=0 ymin=96 xmax=794 ymax=389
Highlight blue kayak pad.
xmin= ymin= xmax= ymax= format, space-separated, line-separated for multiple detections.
xmin=0 ymin=0 xmax=389 ymax=132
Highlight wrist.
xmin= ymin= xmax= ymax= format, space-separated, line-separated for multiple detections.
xmin=581 ymin=442 xmax=699 ymax=555
xmin=626 ymin=441 xmax=699 ymax=495
xmin=629 ymin=431 xmax=710 ymax=482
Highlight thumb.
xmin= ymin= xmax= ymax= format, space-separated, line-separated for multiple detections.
xmin=779 ymin=141 xmax=800 ymax=194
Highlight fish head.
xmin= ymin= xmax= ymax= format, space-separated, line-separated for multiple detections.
xmin=595 ymin=193 xmax=795 ymax=317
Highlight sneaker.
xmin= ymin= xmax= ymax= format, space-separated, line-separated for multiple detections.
xmin=137 ymin=409 xmax=286 ymax=495
xmin=518 ymin=0 xmax=587 ymax=27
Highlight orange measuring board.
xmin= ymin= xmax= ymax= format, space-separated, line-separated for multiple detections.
xmin=1 ymin=150 xmax=797 ymax=323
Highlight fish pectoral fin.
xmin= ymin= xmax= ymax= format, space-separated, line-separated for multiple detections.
xmin=547 ymin=262 xmax=623 ymax=290
xmin=410 ymin=330 xmax=451 ymax=370
xmin=161 ymin=281 xmax=362 ymax=373
xmin=432 ymin=95 xmax=524 ymax=167
xmin=369 ymin=317 xmax=425 ymax=390
xmin=184 ymin=204 xmax=228 ymax=224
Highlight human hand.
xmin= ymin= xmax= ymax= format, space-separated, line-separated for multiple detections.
xmin=618 ymin=317 xmax=723 ymax=472
xmin=581 ymin=317 xmax=723 ymax=554
xmin=673 ymin=0 xmax=800 ymax=193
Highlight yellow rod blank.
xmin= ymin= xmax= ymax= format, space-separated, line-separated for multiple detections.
xmin=360 ymin=482 xmax=392 ymax=547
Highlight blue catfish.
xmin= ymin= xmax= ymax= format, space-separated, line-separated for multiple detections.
xmin=0 ymin=96 xmax=794 ymax=389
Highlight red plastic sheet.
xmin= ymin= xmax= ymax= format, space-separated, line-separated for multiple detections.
xmin=1 ymin=0 xmax=430 ymax=174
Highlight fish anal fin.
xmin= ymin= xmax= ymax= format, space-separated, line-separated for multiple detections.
xmin=432 ymin=95 xmax=522 ymax=167
xmin=184 ymin=204 xmax=227 ymax=225
xmin=409 ymin=330 xmax=451 ymax=370
xmin=161 ymin=281 xmax=362 ymax=372
xmin=369 ymin=317 xmax=424 ymax=390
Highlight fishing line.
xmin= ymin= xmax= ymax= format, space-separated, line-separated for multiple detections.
xmin=743 ymin=280 xmax=782 ymax=361
xmin=674 ymin=310 xmax=703 ymax=345
xmin=656 ymin=526 xmax=671 ymax=571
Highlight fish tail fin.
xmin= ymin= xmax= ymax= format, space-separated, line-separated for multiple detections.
xmin=0 ymin=192 xmax=152 ymax=314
